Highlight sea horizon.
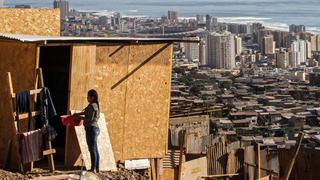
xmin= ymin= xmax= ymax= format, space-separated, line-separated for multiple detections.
xmin=4 ymin=0 xmax=320 ymax=34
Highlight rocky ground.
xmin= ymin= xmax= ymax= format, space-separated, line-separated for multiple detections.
xmin=0 ymin=165 xmax=149 ymax=180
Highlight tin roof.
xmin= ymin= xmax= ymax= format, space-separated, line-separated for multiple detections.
xmin=0 ymin=33 xmax=200 ymax=44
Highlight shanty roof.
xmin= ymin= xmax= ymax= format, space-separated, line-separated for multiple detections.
xmin=0 ymin=33 xmax=200 ymax=44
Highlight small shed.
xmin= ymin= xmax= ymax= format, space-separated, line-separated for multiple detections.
xmin=0 ymin=33 xmax=198 ymax=170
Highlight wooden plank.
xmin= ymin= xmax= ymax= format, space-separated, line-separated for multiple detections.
xmin=181 ymin=157 xmax=207 ymax=180
xmin=11 ymin=89 xmax=42 ymax=98
xmin=258 ymin=175 xmax=270 ymax=180
xmin=258 ymin=143 xmax=261 ymax=179
xmin=151 ymin=159 xmax=157 ymax=180
xmin=43 ymin=149 xmax=56 ymax=156
xmin=74 ymin=113 xmax=117 ymax=171
xmin=178 ymin=130 xmax=187 ymax=180
xmin=284 ymin=133 xmax=304 ymax=180
xmin=157 ymin=158 xmax=163 ymax=180
xmin=244 ymin=146 xmax=255 ymax=180
xmin=202 ymin=173 xmax=239 ymax=178
xmin=245 ymin=162 xmax=279 ymax=175
xmin=65 ymin=45 xmax=96 ymax=166
xmin=47 ymin=141 xmax=55 ymax=172
xmin=163 ymin=168 xmax=178 ymax=180
xmin=13 ymin=111 xmax=40 ymax=119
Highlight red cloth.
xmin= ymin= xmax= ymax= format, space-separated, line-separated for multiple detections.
xmin=18 ymin=129 xmax=43 ymax=164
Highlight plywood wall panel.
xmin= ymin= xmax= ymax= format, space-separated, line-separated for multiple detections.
xmin=95 ymin=45 xmax=129 ymax=160
xmin=94 ymin=43 xmax=172 ymax=161
xmin=0 ymin=8 xmax=60 ymax=36
xmin=123 ymin=43 xmax=172 ymax=159
xmin=0 ymin=41 xmax=37 ymax=169
xmin=65 ymin=45 xmax=96 ymax=166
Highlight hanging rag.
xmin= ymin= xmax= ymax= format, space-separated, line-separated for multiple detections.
xmin=15 ymin=91 xmax=32 ymax=132
xmin=170 ymin=126 xmax=183 ymax=147
xmin=41 ymin=87 xmax=58 ymax=140
xmin=18 ymin=129 xmax=43 ymax=164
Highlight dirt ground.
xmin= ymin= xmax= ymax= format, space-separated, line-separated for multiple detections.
xmin=0 ymin=166 xmax=149 ymax=180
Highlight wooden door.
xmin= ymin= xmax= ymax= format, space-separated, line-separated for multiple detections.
xmin=64 ymin=44 xmax=96 ymax=166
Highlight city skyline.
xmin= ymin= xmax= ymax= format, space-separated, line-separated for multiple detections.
xmin=4 ymin=0 xmax=320 ymax=34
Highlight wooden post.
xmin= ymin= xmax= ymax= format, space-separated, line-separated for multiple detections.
xmin=284 ymin=133 xmax=304 ymax=180
xmin=156 ymin=158 xmax=163 ymax=180
xmin=150 ymin=159 xmax=157 ymax=180
xmin=258 ymin=143 xmax=261 ymax=179
xmin=178 ymin=130 xmax=187 ymax=180
xmin=7 ymin=72 xmax=14 ymax=97
xmin=47 ymin=141 xmax=55 ymax=172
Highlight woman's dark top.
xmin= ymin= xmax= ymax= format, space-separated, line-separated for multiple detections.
xmin=84 ymin=103 xmax=100 ymax=127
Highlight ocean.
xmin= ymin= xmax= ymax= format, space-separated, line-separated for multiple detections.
xmin=4 ymin=0 xmax=320 ymax=34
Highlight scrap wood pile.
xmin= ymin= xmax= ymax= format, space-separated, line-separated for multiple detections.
xmin=98 ymin=165 xmax=149 ymax=180
xmin=0 ymin=169 xmax=27 ymax=180
xmin=0 ymin=167 xmax=149 ymax=180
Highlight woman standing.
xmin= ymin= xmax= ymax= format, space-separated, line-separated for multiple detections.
xmin=75 ymin=89 xmax=100 ymax=173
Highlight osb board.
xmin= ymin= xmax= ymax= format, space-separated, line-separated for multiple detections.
xmin=94 ymin=43 xmax=173 ymax=161
xmin=163 ymin=168 xmax=178 ymax=180
xmin=0 ymin=8 xmax=60 ymax=36
xmin=0 ymin=41 xmax=37 ymax=169
xmin=181 ymin=157 xmax=207 ymax=180
xmin=95 ymin=45 xmax=129 ymax=161
xmin=123 ymin=43 xmax=173 ymax=159
xmin=65 ymin=45 xmax=96 ymax=166
xmin=74 ymin=113 xmax=117 ymax=171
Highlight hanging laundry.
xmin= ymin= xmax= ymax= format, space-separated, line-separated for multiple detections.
xmin=18 ymin=129 xmax=43 ymax=164
xmin=15 ymin=91 xmax=32 ymax=132
xmin=41 ymin=87 xmax=58 ymax=140
xmin=41 ymin=87 xmax=57 ymax=125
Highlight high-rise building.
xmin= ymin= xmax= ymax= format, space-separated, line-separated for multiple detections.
xmin=273 ymin=31 xmax=287 ymax=48
xmin=199 ymin=39 xmax=207 ymax=65
xmin=256 ymin=29 xmax=273 ymax=46
xmin=276 ymin=49 xmax=289 ymax=68
xmin=252 ymin=23 xmax=263 ymax=34
xmin=310 ymin=35 xmax=320 ymax=52
xmin=246 ymin=24 xmax=253 ymax=34
xmin=306 ymin=41 xmax=312 ymax=59
xmin=290 ymin=39 xmax=308 ymax=67
xmin=196 ymin=15 xmax=205 ymax=24
xmin=99 ymin=16 xmax=108 ymax=25
xmin=289 ymin=24 xmax=306 ymax=33
xmin=168 ymin=11 xmax=179 ymax=24
xmin=207 ymin=31 xmax=236 ymax=69
xmin=206 ymin=15 xmax=218 ymax=32
xmin=111 ymin=12 xmax=121 ymax=28
xmin=263 ymin=35 xmax=275 ymax=55
xmin=53 ymin=0 xmax=69 ymax=20
xmin=235 ymin=36 xmax=242 ymax=56
xmin=184 ymin=37 xmax=200 ymax=61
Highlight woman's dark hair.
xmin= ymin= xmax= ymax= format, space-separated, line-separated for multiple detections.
xmin=88 ymin=89 xmax=100 ymax=110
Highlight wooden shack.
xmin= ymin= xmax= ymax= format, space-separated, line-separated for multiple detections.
xmin=0 ymin=33 xmax=198 ymax=170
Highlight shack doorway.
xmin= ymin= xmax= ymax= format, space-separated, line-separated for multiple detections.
xmin=39 ymin=46 xmax=71 ymax=162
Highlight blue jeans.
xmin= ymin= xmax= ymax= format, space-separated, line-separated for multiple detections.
xmin=85 ymin=126 xmax=100 ymax=170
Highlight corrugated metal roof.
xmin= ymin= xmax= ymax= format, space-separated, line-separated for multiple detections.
xmin=0 ymin=33 xmax=200 ymax=43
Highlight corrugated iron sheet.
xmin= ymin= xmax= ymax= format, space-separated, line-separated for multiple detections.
xmin=0 ymin=33 xmax=200 ymax=43
xmin=207 ymin=137 xmax=244 ymax=179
